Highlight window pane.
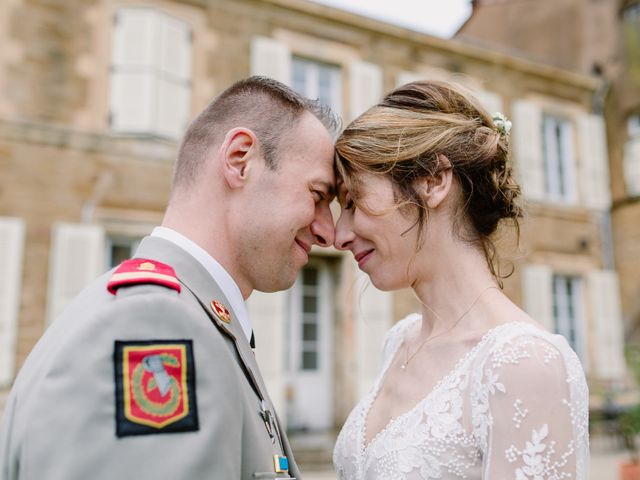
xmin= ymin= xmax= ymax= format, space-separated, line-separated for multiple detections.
xmin=303 ymin=295 xmax=317 ymax=313
xmin=110 ymin=244 xmax=132 ymax=268
xmin=302 ymin=350 xmax=318 ymax=370
xmin=292 ymin=59 xmax=307 ymax=94
xmin=303 ymin=267 xmax=318 ymax=286
xmin=303 ymin=322 xmax=317 ymax=341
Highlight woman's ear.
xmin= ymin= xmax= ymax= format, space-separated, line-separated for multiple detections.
xmin=417 ymin=155 xmax=453 ymax=209
xmin=219 ymin=127 xmax=258 ymax=189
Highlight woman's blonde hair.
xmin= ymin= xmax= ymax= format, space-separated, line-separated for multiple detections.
xmin=335 ymin=80 xmax=523 ymax=283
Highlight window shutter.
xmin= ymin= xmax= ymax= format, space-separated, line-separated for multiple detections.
xmin=588 ymin=270 xmax=625 ymax=381
xmin=247 ymin=290 xmax=287 ymax=414
xmin=354 ymin=271 xmax=393 ymax=398
xmin=624 ymin=138 xmax=640 ymax=196
xmin=522 ymin=264 xmax=553 ymax=331
xmin=396 ymin=71 xmax=423 ymax=87
xmin=475 ymin=90 xmax=504 ymax=118
xmin=156 ymin=15 xmax=192 ymax=139
xmin=0 ymin=218 xmax=26 ymax=386
xmin=250 ymin=36 xmax=291 ymax=86
xmin=512 ymin=100 xmax=545 ymax=201
xmin=46 ymin=223 xmax=105 ymax=325
xmin=348 ymin=61 xmax=383 ymax=121
xmin=110 ymin=8 xmax=158 ymax=133
xmin=578 ymin=114 xmax=611 ymax=210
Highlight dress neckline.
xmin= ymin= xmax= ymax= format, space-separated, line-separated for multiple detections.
xmin=358 ymin=319 xmax=540 ymax=457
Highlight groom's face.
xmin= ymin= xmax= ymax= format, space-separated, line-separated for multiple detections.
xmin=237 ymin=112 xmax=336 ymax=293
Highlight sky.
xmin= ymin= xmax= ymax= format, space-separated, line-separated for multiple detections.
xmin=310 ymin=0 xmax=473 ymax=38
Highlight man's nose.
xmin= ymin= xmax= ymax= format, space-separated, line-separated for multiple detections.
xmin=311 ymin=203 xmax=335 ymax=247
xmin=334 ymin=211 xmax=354 ymax=251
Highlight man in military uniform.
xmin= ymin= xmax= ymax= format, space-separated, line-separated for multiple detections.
xmin=0 ymin=77 xmax=338 ymax=479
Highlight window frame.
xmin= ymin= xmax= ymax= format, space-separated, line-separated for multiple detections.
xmin=291 ymin=56 xmax=343 ymax=118
xmin=552 ymin=274 xmax=586 ymax=362
xmin=542 ymin=114 xmax=577 ymax=204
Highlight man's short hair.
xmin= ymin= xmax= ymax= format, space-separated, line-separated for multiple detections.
xmin=173 ymin=76 xmax=340 ymax=187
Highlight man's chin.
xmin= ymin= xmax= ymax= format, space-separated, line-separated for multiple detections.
xmin=254 ymin=270 xmax=298 ymax=293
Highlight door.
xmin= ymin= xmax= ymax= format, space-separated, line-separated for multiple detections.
xmin=286 ymin=259 xmax=334 ymax=431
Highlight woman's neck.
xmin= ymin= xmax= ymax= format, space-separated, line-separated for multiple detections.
xmin=411 ymin=240 xmax=499 ymax=338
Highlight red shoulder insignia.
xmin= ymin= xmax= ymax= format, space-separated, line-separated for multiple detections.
xmin=107 ymin=259 xmax=181 ymax=295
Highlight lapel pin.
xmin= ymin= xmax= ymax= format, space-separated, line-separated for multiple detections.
xmin=211 ymin=300 xmax=231 ymax=324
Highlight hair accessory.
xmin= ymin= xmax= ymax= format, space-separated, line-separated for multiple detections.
xmin=492 ymin=112 xmax=512 ymax=136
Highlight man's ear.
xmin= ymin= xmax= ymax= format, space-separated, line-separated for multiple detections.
xmin=219 ymin=128 xmax=258 ymax=189
xmin=417 ymin=155 xmax=453 ymax=209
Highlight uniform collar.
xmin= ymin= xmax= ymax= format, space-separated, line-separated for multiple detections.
xmin=150 ymin=226 xmax=252 ymax=343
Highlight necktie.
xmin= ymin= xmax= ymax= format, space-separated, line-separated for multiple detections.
xmin=250 ymin=331 xmax=256 ymax=350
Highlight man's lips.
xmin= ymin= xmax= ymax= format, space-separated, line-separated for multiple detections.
xmin=295 ymin=239 xmax=311 ymax=256
xmin=354 ymin=249 xmax=374 ymax=267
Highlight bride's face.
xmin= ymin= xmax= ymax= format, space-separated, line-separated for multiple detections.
xmin=335 ymin=172 xmax=422 ymax=291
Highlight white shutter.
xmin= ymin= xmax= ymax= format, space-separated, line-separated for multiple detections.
xmin=578 ymin=114 xmax=611 ymax=210
xmin=354 ymin=270 xmax=393 ymax=398
xmin=0 ymin=218 xmax=26 ymax=386
xmin=156 ymin=14 xmax=192 ymax=139
xmin=624 ymin=138 xmax=640 ymax=196
xmin=522 ymin=264 xmax=553 ymax=331
xmin=512 ymin=100 xmax=545 ymax=201
xmin=588 ymin=270 xmax=625 ymax=381
xmin=247 ymin=290 xmax=287 ymax=416
xmin=349 ymin=61 xmax=383 ymax=121
xmin=250 ymin=36 xmax=291 ymax=85
xmin=475 ymin=90 xmax=504 ymax=118
xmin=46 ymin=223 xmax=105 ymax=325
xmin=396 ymin=71 xmax=423 ymax=87
xmin=110 ymin=8 xmax=159 ymax=133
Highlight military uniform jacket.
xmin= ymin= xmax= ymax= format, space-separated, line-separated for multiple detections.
xmin=0 ymin=236 xmax=300 ymax=479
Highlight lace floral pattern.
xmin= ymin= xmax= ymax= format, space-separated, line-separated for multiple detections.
xmin=333 ymin=317 xmax=589 ymax=480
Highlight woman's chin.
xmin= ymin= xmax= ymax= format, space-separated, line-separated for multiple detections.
xmin=367 ymin=274 xmax=405 ymax=292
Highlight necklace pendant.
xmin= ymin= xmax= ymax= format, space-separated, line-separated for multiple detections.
xmin=400 ymin=363 xmax=407 ymax=370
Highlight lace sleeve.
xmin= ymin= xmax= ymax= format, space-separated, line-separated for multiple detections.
xmin=479 ymin=335 xmax=589 ymax=479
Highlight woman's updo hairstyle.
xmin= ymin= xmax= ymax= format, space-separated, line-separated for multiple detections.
xmin=335 ymin=80 xmax=523 ymax=283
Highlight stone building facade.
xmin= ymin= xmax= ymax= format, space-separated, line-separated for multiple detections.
xmin=0 ymin=0 xmax=625 ymax=443
xmin=459 ymin=0 xmax=640 ymax=396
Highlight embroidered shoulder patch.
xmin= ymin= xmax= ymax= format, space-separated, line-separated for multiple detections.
xmin=114 ymin=340 xmax=198 ymax=437
xmin=107 ymin=258 xmax=181 ymax=294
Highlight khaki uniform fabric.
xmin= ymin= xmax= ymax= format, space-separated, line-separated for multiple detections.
xmin=0 ymin=236 xmax=299 ymax=479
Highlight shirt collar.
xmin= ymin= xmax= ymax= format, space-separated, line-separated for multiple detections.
xmin=150 ymin=226 xmax=252 ymax=343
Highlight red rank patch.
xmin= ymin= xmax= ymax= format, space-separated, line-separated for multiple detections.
xmin=107 ymin=258 xmax=181 ymax=295
xmin=114 ymin=340 xmax=198 ymax=437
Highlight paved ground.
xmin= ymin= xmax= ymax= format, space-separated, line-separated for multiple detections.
xmin=300 ymin=434 xmax=630 ymax=480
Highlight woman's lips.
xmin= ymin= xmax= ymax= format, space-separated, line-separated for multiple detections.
xmin=354 ymin=249 xmax=374 ymax=268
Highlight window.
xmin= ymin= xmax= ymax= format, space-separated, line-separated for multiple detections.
xmin=109 ymin=8 xmax=192 ymax=140
xmin=624 ymin=1 xmax=640 ymax=21
xmin=292 ymin=57 xmax=342 ymax=117
xmin=625 ymin=113 xmax=640 ymax=196
xmin=552 ymin=275 xmax=585 ymax=360
xmin=542 ymin=115 xmax=576 ymax=202
xmin=299 ymin=266 xmax=321 ymax=370
xmin=106 ymin=237 xmax=141 ymax=269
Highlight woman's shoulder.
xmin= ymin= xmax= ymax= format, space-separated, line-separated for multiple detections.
xmin=480 ymin=321 xmax=585 ymax=379
xmin=386 ymin=313 xmax=421 ymax=342
xmin=381 ymin=313 xmax=421 ymax=358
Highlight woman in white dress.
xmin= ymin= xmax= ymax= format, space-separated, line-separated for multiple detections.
xmin=332 ymin=80 xmax=589 ymax=480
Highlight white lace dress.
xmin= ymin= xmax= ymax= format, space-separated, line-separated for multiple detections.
xmin=333 ymin=315 xmax=589 ymax=479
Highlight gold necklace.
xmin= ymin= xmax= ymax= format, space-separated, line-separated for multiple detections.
xmin=400 ymin=285 xmax=500 ymax=371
